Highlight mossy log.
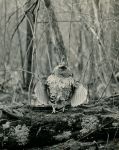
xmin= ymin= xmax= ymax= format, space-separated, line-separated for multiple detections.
xmin=0 ymin=95 xmax=119 ymax=149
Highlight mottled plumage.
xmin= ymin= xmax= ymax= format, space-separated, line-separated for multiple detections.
xmin=34 ymin=64 xmax=89 ymax=113
xmin=46 ymin=64 xmax=75 ymax=113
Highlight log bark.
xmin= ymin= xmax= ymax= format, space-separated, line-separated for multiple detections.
xmin=0 ymin=94 xmax=119 ymax=149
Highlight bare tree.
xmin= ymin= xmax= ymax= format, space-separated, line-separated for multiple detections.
xmin=25 ymin=0 xmax=37 ymax=89
xmin=44 ymin=0 xmax=67 ymax=64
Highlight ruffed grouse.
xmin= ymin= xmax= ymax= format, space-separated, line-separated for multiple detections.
xmin=34 ymin=62 xmax=88 ymax=113
xmin=46 ymin=62 xmax=75 ymax=113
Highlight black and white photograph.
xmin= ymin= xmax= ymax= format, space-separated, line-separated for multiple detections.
xmin=0 ymin=0 xmax=119 ymax=149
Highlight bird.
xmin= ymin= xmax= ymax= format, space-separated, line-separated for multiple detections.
xmin=46 ymin=62 xmax=75 ymax=113
xmin=34 ymin=60 xmax=89 ymax=113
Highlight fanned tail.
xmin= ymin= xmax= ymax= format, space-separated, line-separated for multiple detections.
xmin=32 ymin=79 xmax=49 ymax=106
xmin=71 ymin=84 xmax=89 ymax=107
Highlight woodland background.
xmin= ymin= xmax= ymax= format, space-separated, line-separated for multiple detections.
xmin=0 ymin=0 xmax=119 ymax=100
xmin=0 ymin=0 xmax=119 ymax=149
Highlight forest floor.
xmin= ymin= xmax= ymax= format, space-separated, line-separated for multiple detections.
xmin=0 ymin=90 xmax=119 ymax=150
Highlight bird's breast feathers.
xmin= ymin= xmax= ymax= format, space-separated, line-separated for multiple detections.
xmin=47 ymin=74 xmax=75 ymax=89
xmin=47 ymin=74 xmax=75 ymax=105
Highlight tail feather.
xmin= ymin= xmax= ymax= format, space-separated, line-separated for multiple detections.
xmin=33 ymin=80 xmax=49 ymax=106
xmin=71 ymin=84 xmax=89 ymax=107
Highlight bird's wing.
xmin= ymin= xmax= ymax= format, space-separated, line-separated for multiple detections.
xmin=71 ymin=84 xmax=89 ymax=107
xmin=33 ymin=79 xmax=49 ymax=106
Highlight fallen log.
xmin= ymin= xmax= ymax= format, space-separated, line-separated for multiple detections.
xmin=0 ymin=95 xmax=119 ymax=149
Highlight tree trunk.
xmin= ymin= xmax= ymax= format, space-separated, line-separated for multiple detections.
xmin=15 ymin=0 xmax=25 ymax=86
xmin=25 ymin=0 xmax=35 ymax=90
xmin=44 ymin=0 xmax=67 ymax=64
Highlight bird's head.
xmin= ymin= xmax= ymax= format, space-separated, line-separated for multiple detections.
xmin=52 ymin=55 xmax=73 ymax=77
xmin=53 ymin=63 xmax=73 ymax=77
xmin=58 ymin=63 xmax=67 ymax=70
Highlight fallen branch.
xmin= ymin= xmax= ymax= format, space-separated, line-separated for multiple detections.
xmin=0 ymin=95 xmax=119 ymax=149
